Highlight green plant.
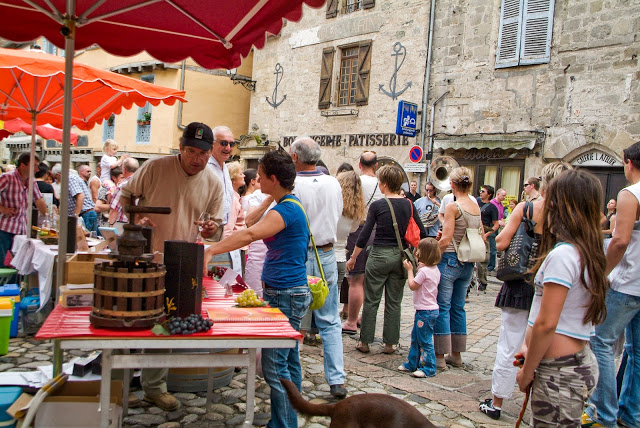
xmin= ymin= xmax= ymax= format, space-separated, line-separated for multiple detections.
xmin=107 ymin=114 xmax=115 ymax=126
xmin=142 ymin=111 xmax=152 ymax=121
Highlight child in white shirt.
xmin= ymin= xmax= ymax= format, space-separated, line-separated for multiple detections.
xmin=515 ymin=169 xmax=608 ymax=426
xmin=399 ymin=238 xmax=441 ymax=378
xmin=100 ymin=139 xmax=128 ymax=183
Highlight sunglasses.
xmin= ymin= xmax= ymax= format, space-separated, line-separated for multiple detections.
xmin=523 ymin=183 xmax=530 ymax=187
xmin=217 ymin=140 xmax=237 ymax=147
xmin=480 ymin=189 xmax=486 ymax=193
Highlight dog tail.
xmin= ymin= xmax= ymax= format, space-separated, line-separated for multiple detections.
xmin=280 ymin=379 xmax=335 ymax=417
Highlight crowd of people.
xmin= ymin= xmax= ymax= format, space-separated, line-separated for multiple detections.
xmin=1 ymin=127 xmax=639 ymax=427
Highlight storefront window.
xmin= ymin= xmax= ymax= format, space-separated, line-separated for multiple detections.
xmin=501 ymin=166 xmax=522 ymax=202
xmin=484 ymin=166 xmax=498 ymax=189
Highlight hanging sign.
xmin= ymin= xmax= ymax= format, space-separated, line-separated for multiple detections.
xmin=396 ymin=100 xmax=418 ymax=137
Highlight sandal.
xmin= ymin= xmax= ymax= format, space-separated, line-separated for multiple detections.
xmin=355 ymin=342 xmax=370 ymax=353
xmin=382 ymin=344 xmax=397 ymax=354
xmin=446 ymin=354 xmax=463 ymax=367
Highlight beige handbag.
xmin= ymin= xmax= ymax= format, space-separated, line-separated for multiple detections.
xmin=451 ymin=202 xmax=485 ymax=263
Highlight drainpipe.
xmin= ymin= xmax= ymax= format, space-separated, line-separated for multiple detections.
xmin=417 ymin=0 xmax=437 ymax=191
xmin=177 ymin=60 xmax=186 ymax=131
xmin=426 ymin=90 xmax=450 ymax=182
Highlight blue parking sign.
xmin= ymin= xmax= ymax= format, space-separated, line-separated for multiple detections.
xmin=396 ymin=100 xmax=418 ymax=137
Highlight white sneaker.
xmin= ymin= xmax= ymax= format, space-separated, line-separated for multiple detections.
xmin=398 ymin=365 xmax=409 ymax=372
xmin=411 ymin=370 xmax=426 ymax=378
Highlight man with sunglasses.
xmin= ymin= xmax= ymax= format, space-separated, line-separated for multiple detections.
xmin=523 ymin=177 xmax=541 ymax=202
xmin=207 ymin=125 xmax=236 ymax=229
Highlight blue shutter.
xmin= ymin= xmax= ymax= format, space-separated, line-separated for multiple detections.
xmin=495 ymin=0 xmax=524 ymax=69
xmin=519 ymin=0 xmax=555 ymax=65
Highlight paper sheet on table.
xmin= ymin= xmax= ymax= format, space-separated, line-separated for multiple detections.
xmin=218 ymin=268 xmax=248 ymax=293
xmin=65 ymin=283 xmax=94 ymax=289
xmin=0 ymin=358 xmax=100 ymax=388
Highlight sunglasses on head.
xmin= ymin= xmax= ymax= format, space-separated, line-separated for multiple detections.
xmin=218 ymin=140 xmax=237 ymax=147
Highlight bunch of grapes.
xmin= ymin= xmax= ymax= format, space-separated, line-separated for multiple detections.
xmin=167 ymin=314 xmax=213 ymax=335
xmin=236 ymin=289 xmax=265 ymax=307
xmin=208 ymin=266 xmax=227 ymax=279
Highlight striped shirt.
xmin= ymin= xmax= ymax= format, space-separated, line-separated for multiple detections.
xmin=68 ymin=173 xmax=95 ymax=216
xmin=0 ymin=169 xmax=43 ymax=235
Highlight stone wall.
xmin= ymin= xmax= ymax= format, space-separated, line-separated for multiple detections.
xmin=248 ymin=1 xmax=431 ymax=171
xmin=428 ymin=0 xmax=639 ymax=175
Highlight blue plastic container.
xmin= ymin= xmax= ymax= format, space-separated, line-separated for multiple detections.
xmin=0 ymin=286 xmax=19 ymax=338
xmin=0 ymin=386 xmax=22 ymax=428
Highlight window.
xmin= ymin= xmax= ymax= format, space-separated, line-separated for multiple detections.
xmin=102 ymin=117 xmax=115 ymax=142
xmin=496 ymin=0 xmax=555 ymax=68
xmin=326 ymin=0 xmax=374 ymax=18
xmin=318 ymin=41 xmax=372 ymax=109
xmin=41 ymin=38 xmax=64 ymax=57
xmin=136 ymin=74 xmax=154 ymax=145
xmin=338 ymin=47 xmax=359 ymax=106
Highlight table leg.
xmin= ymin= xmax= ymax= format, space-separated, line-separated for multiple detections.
xmin=100 ymin=349 xmax=113 ymax=428
xmin=243 ymin=348 xmax=256 ymax=428
xmin=52 ymin=339 xmax=62 ymax=376
xmin=207 ymin=349 xmax=215 ymax=413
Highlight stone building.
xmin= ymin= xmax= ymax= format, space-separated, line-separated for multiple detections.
xmin=246 ymin=0 xmax=639 ymax=205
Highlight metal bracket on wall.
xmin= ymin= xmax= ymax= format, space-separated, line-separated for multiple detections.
xmin=230 ymin=75 xmax=256 ymax=92
xmin=320 ymin=109 xmax=359 ymax=117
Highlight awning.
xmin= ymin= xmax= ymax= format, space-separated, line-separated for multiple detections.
xmin=434 ymin=132 xmax=541 ymax=151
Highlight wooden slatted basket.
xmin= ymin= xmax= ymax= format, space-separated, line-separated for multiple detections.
xmin=90 ymin=261 xmax=166 ymax=328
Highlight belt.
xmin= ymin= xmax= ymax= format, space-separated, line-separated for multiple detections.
xmin=79 ymin=209 xmax=93 ymax=216
xmin=310 ymin=242 xmax=333 ymax=252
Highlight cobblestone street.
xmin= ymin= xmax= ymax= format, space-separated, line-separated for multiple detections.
xmin=1 ymin=274 xmax=530 ymax=427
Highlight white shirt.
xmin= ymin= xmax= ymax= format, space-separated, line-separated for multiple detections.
xmin=293 ymin=170 xmax=343 ymax=247
xmin=438 ymin=193 xmax=478 ymax=215
xmin=528 ymin=243 xmax=594 ymax=341
xmin=609 ymin=180 xmax=640 ymax=296
xmin=100 ymin=155 xmax=117 ymax=183
xmin=361 ymin=174 xmax=383 ymax=209
xmin=207 ymin=156 xmax=233 ymax=225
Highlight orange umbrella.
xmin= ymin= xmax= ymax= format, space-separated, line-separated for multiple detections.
xmin=0 ymin=118 xmax=78 ymax=145
xmin=0 ymin=47 xmax=187 ymax=234
xmin=0 ymin=48 xmax=186 ymax=130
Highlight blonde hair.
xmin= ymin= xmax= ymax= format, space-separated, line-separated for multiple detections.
xmin=227 ymin=161 xmax=243 ymax=181
xmin=337 ymin=171 xmax=366 ymax=222
xmin=449 ymin=167 xmax=473 ymax=192
xmin=103 ymin=139 xmax=118 ymax=152
xmin=416 ymin=238 xmax=441 ymax=267
xmin=541 ymin=161 xmax=573 ymax=192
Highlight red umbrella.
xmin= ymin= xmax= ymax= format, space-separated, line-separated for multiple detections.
xmin=0 ymin=48 xmax=187 ymax=130
xmin=0 ymin=118 xmax=78 ymax=145
xmin=0 ymin=47 xmax=187 ymax=238
xmin=0 ymin=0 xmax=325 ymax=69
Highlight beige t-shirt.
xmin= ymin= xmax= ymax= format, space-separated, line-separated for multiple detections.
xmin=120 ymin=155 xmax=224 ymax=254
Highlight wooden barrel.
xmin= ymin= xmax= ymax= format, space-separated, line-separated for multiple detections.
xmin=90 ymin=261 xmax=166 ymax=329
xmin=167 ymin=348 xmax=237 ymax=392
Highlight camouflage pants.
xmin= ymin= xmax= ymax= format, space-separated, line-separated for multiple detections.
xmin=531 ymin=346 xmax=598 ymax=427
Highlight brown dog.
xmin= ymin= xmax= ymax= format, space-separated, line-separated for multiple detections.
xmin=280 ymin=378 xmax=438 ymax=428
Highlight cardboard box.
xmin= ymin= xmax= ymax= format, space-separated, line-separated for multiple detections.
xmin=59 ymin=286 xmax=94 ymax=308
xmin=8 ymin=381 xmax=123 ymax=428
xmin=64 ymin=253 xmax=110 ymax=285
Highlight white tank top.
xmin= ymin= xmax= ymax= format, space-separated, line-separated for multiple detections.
xmin=609 ymin=180 xmax=640 ymax=296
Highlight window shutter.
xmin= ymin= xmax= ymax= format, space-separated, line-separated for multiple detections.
xmin=519 ymin=0 xmax=555 ymax=65
xmin=355 ymin=40 xmax=372 ymax=106
xmin=362 ymin=0 xmax=375 ymax=9
xmin=326 ymin=0 xmax=338 ymax=18
xmin=319 ymin=47 xmax=335 ymax=109
xmin=495 ymin=0 xmax=523 ymax=69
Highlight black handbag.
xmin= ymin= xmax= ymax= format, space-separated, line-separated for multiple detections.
xmin=497 ymin=202 xmax=536 ymax=282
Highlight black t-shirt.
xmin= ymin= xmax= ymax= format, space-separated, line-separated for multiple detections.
xmin=405 ymin=192 xmax=421 ymax=203
xmin=478 ymin=201 xmax=499 ymax=227
xmin=35 ymin=180 xmax=59 ymax=207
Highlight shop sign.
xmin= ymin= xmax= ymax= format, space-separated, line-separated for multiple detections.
xmin=282 ymin=133 xmax=414 ymax=147
xmin=572 ymin=150 xmax=622 ymax=167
